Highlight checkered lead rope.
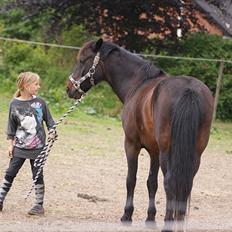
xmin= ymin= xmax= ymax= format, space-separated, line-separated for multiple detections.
xmin=25 ymin=94 xmax=86 ymax=200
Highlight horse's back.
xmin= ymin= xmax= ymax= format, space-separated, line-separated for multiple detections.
xmin=154 ymin=76 xmax=213 ymax=122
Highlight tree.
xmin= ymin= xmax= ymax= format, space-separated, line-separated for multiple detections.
xmin=0 ymin=0 xmax=226 ymax=52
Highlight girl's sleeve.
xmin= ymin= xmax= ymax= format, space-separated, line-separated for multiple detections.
xmin=43 ymin=102 xmax=55 ymax=130
xmin=6 ymin=104 xmax=17 ymax=140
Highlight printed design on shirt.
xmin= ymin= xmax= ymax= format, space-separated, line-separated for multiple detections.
xmin=31 ymin=102 xmax=43 ymax=123
xmin=12 ymin=102 xmax=44 ymax=149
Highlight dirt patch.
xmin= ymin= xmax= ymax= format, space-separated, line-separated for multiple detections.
xmin=0 ymin=117 xmax=232 ymax=231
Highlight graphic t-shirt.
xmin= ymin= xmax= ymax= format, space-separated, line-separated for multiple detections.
xmin=7 ymin=97 xmax=55 ymax=150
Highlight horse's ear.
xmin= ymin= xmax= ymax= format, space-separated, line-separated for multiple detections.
xmin=93 ymin=38 xmax=103 ymax=52
xmin=92 ymin=39 xmax=119 ymax=60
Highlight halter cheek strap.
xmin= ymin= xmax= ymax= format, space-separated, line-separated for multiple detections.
xmin=69 ymin=52 xmax=100 ymax=95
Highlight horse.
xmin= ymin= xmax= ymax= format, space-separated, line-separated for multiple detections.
xmin=66 ymin=38 xmax=214 ymax=231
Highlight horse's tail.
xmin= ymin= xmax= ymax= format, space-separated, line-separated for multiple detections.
xmin=168 ymin=88 xmax=201 ymax=219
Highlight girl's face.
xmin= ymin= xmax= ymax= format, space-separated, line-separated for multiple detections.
xmin=25 ymin=80 xmax=41 ymax=96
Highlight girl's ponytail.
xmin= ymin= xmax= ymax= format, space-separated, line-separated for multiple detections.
xmin=14 ymin=89 xmax=21 ymax=98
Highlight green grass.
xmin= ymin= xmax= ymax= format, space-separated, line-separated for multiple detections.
xmin=0 ymin=94 xmax=123 ymax=159
xmin=0 ymin=94 xmax=121 ymax=126
xmin=209 ymin=122 xmax=232 ymax=155
xmin=0 ymin=94 xmax=231 ymax=157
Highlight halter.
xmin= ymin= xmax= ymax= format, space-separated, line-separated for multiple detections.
xmin=68 ymin=52 xmax=100 ymax=94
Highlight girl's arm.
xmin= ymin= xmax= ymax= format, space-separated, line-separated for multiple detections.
xmin=43 ymin=101 xmax=55 ymax=130
xmin=43 ymin=101 xmax=57 ymax=139
xmin=7 ymin=102 xmax=17 ymax=158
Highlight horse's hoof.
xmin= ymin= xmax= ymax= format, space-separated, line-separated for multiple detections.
xmin=145 ymin=219 xmax=156 ymax=229
xmin=120 ymin=214 xmax=132 ymax=225
xmin=162 ymin=223 xmax=173 ymax=232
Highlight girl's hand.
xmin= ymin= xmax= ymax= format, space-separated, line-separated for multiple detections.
xmin=48 ymin=129 xmax=57 ymax=140
xmin=8 ymin=145 xmax=13 ymax=159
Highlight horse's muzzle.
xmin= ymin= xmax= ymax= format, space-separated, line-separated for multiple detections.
xmin=66 ymin=86 xmax=81 ymax=99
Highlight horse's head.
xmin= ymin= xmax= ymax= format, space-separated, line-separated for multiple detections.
xmin=66 ymin=38 xmax=104 ymax=99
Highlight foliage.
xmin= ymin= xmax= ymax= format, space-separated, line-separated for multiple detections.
xmin=0 ymin=0 xmax=209 ymax=52
xmin=0 ymin=23 xmax=121 ymax=117
xmin=0 ymin=0 xmax=231 ymax=121
xmin=149 ymin=33 xmax=232 ymax=120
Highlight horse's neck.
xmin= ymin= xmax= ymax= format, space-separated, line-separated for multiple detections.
xmin=104 ymin=54 xmax=147 ymax=103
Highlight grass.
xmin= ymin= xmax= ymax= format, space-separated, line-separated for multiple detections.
xmin=0 ymin=94 xmax=123 ymax=158
xmin=0 ymin=94 xmax=231 ymax=157
xmin=209 ymin=122 xmax=232 ymax=155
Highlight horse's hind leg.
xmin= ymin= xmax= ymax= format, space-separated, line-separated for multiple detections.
xmin=121 ymin=138 xmax=140 ymax=223
xmin=162 ymin=180 xmax=175 ymax=232
xmin=146 ymin=155 xmax=159 ymax=223
xmin=160 ymin=152 xmax=174 ymax=232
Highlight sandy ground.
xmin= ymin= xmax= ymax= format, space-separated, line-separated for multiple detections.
xmin=0 ymin=118 xmax=232 ymax=232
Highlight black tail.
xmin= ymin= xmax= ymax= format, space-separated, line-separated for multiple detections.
xmin=168 ymin=88 xmax=201 ymax=218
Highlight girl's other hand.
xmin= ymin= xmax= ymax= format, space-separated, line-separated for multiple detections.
xmin=48 ymin=129 xmax=57 ymax=140
xmin=8 ymin=145 xmax=13 ymax=159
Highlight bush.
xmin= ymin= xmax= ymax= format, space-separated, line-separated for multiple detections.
xmin=147 ymin=33 xmax=232 ymax=121
xmin=0 ymin=25 xmax=121 ymax=117
xmin=0 ymin=32 xmax=231 ymax=120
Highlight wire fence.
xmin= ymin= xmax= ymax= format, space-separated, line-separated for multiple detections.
xmin=0 ymin=36 xmax=232 ymax=64
xmin=0 ymin=36 xmax=81 ymax=50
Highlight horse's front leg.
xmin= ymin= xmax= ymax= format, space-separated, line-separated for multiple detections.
xmin=146 ymin=155 xmax=159 ymax=223
xmin=121 ymin=138 xmax=140 ymax=223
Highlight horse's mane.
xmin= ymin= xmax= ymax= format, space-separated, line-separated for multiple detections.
xmin=98 ymin=41 xmax=165 ymax=80
xmin=125 ymin=62 xmax=165 ymax=100
xmin=78 ymin=40 xmax=164 ymax=81
xmin=135 ymin=61 xmax=165 ymax=81
xmin=90 ymin=40 xmax=166 ymax=99
xmin=98 ymin=41 xmax=121 ymax=60
xmin=78 ymin=40 xmax=165 ymax=100
xmin=78 ymin=40 xmax=120 ymax=61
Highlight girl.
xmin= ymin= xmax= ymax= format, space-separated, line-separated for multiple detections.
xmin=0 ymin=72 xmax=56 ymax=215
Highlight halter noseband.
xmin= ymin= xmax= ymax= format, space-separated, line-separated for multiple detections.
xmin=68 ymin=52 xmax=100 ymax=95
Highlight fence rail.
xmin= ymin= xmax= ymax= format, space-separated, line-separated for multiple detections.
xmin=0 ymin=36 xmax=232 ymax=64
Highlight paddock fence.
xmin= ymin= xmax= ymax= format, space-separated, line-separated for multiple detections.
xmin=0 ymin=36 xmax=231 ymax=122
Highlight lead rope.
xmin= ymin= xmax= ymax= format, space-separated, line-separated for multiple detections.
xmin=25 ymin=93 xmax=86 ymax=200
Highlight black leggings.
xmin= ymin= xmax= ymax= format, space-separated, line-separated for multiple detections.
xmin=5 ymin=156 xmax=44 ymax=184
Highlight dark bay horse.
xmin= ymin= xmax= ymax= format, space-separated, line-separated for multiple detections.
xmin=66 ymin=39 xmax=214 ymax=231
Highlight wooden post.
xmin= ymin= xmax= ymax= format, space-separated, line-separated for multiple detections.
xmin=212 ymin=61 xmax=224 ymax=123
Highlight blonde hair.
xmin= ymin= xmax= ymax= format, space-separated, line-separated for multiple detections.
xmin=14 ymin=72 xmax=40 ymax=97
